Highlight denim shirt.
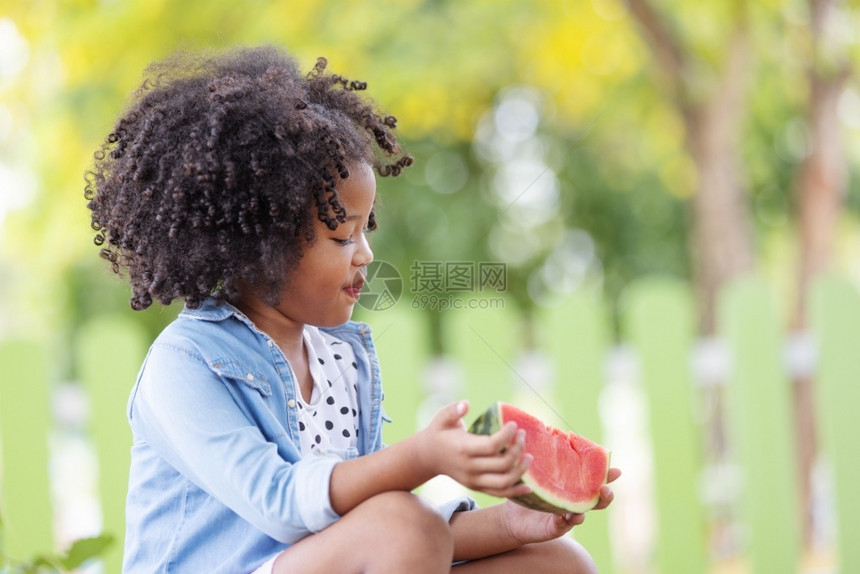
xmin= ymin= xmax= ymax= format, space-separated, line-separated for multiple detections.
xmin=122 ymin=299 xmax=389 ymax=573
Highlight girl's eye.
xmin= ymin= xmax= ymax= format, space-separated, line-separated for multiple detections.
xmin=334 ymin=224 xmax=375 ymax=246
xmin=335 ymin=227 xmax=374 ymax=246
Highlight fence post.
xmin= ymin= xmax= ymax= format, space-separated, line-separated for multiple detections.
xmin=718 ymin=276 xmax=799 ymax=573
xmin=810 ymin=275 xmax=860 ymax=573
xmin=543 ymin=291 xmax=614 ymax=573
xmin=446 ymin=297 xmax=518 ymax=415
xmin=75 ymin=314 xmax=149 ymax=574
xmin=623 ymin=277 xmax=706 ymax=574
xmin=0 ymin=339 xmax=54 ymax=561
xmin=446 ymin=297 xmax=518 ymax=510
xmin=361 ymin=305 xmax=429 ymax=445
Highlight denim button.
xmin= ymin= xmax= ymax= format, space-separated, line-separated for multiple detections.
xmin=245 ymin=373 xmax=255 ymax=382
xmin=287 ymin=399 xmax=297 ymax=408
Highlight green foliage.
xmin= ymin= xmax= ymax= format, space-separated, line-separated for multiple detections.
xmin=1 ymin=534 xmax=113 ymax=574
xmin=2 ymin=0 xmax=859 ymax=345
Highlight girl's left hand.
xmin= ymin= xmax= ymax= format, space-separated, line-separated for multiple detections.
xmin=501 ymin=467 xmax=621 ymax=545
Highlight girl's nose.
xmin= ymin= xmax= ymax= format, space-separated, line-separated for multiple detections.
xmin=354 ymin=233 xmax=373 ymax=267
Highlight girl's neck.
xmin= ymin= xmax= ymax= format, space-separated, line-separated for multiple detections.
xmin=231 ymin=293 xmax=305 ymax=356
xmin=231 ymin=293 xmax=315 ymax=402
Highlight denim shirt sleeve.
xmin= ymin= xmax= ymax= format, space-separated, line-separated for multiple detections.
xmin=129 ymin=343 xmax=340 ymax=543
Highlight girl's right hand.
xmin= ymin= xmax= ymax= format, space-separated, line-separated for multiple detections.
xmin=414 ymin=401 xmax=533 ymax=498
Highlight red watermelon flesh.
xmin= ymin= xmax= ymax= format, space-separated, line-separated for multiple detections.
xmin=469 ymin=402 xmax=611 ymax=514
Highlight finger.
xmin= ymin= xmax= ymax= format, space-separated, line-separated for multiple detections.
xmin=559 ymin=512 xmax=585 ymax=528
xmin=469 ymin=448 xmax=532 ymax=475
xmin=606 ymin=468 xmax=621 ymax=483
xmin=470 ymin=456 xmax=531 ymax=493
xmin=435 ymin=400 xmax=469 ymax=428
xmin=518 ymin=452 xmax=533 ymax=475
xmin=459 ymin=422 xmax=518 ymax=456
xmin=468 ymin=454 xmax=518 ymax=474
xmin=592 ymin=484 xmax=615 ymax=510
xmin=496 ymin=428 xmax=526 ymax=461
xmin=484 ymin=437 xmax=530 ymax=476
xmin=485 ymin=423 xmax=520 ymax=454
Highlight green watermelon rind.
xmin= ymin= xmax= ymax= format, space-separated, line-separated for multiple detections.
xmin=467 ymin=401 xmax=611 ymax=515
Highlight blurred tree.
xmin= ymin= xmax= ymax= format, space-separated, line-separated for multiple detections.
xmin=2 ymin=0 xmax=858 ymax=359
xmin=2 ymin=0 xmax=689 ymax=348
xmin=624 ymin=0 xmax=860 ymax=543
xmin=792 ymin=0 xmax=854 ymax=542
xmin=796 ymin=0 xmax=853 ymax=325
xmin=626 ymin=0 xmax=756 ymax=334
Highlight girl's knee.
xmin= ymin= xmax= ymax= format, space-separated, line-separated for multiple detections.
xmin=276 ymin=493 xmax=454 ymax=573
xmin=374 ymin=491 xmax=452 ymax=536
xmin=534 ymin=537 xmax=598 ymax=574
xmin=360 ymin=492 xmax=454 ymax=558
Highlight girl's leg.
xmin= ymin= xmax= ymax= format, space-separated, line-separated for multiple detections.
xmin=450 ymin=536 xmax=598 ymax=574
xmin=271 ymin=491 xmax=454 ymax=574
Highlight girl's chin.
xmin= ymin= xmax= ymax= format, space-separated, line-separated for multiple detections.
xmin=317 ymin=306 xmax=355 ymax=328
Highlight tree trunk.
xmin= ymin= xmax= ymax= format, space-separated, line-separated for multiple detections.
xmin=793 ymin=0 xmax=850 ymax=543
xmin=795 ymin=2 xmax=849 ymax=325
xmin=627 ymin=0 xmax=756 ymax=333
xmin=687 ymin=91 xmax=756 ymax=334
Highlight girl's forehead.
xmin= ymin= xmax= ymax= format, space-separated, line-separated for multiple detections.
xmin=337 ymin=163 xmax=376 ymax=206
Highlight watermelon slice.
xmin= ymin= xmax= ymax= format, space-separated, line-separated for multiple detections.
xmin=468 ymin=402 xmax=611 ymax=514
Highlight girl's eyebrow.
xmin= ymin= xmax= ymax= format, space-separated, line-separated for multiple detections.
xmin=344 ymin=214 xmax=365 ymax=221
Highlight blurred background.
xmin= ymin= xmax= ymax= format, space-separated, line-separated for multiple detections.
xmin=2 ymin=0 xmax=860 ymax=572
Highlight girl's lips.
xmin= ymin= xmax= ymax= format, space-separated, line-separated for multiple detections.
xmin=344 ymin=280 xmax=364 ymax=299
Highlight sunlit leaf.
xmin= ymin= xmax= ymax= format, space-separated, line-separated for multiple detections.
xmin=57 ymin=534 xmax=114 ymax=570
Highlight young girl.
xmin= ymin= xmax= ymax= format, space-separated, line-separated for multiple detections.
xmin=86 ymin=45 xmax=618 ymax=574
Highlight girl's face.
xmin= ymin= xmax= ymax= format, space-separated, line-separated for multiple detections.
xmin=275 ymin=162 xmax=376 ymax=328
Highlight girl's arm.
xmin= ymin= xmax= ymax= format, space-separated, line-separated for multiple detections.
xmin=331 ymin=409 xmax=622 ymax=562
xmin=132 ymin=345 xmax=343 ymax=543
xmin=328 ymin=401 xmax=531 ymax=515
xmin=330 ymin=401 xmax=620 ymax=562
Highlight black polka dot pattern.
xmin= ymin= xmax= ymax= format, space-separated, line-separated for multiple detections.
xmin=293 ymin=327 xmax=362 ymax=455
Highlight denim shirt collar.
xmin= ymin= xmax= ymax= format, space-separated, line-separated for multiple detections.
xmin=174 ymin=297 xmax=384 ymax=452
xmin=180 ymin=298 xmax=244 ymax=322
xmin=179 ymin=299 xmax=373 ymax=339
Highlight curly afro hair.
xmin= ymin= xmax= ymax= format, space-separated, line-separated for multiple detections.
xmin=85 ymin=45 xmax=412 ymax=310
